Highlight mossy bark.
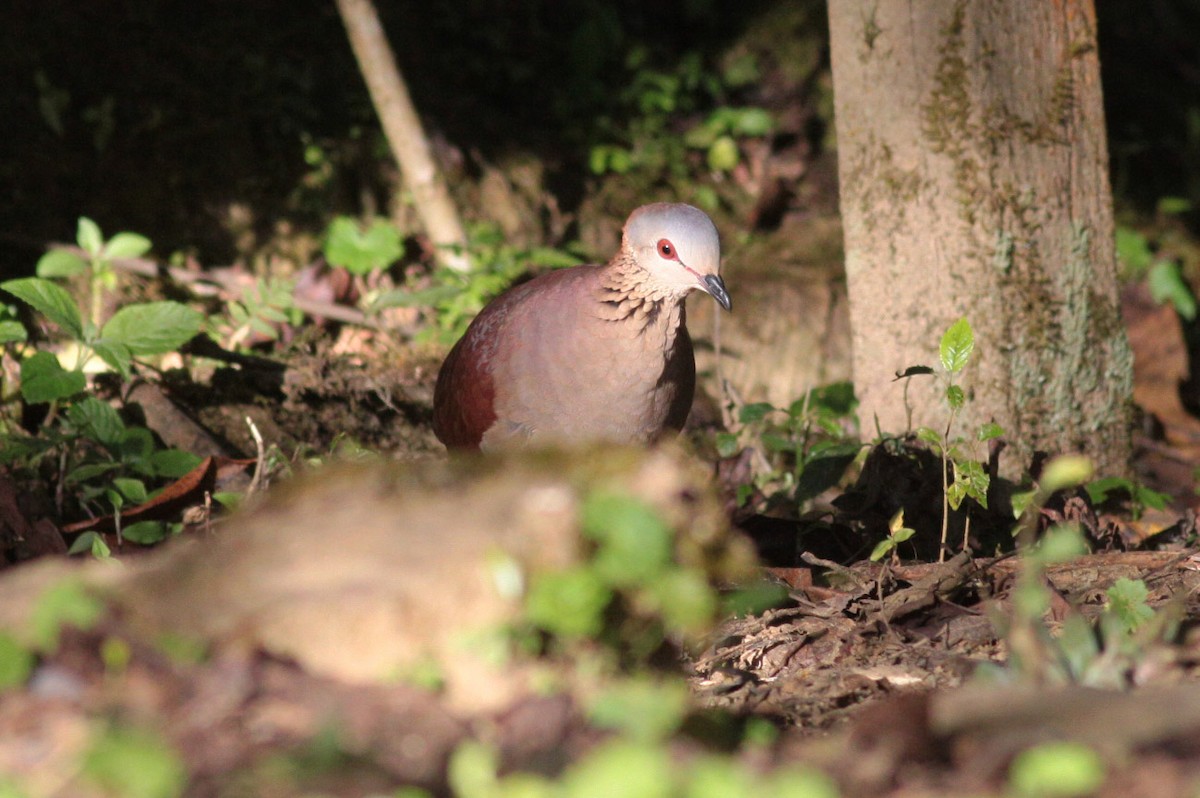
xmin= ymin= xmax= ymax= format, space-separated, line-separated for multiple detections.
xmin=828 ymin=0 xmax=1132 ymax=476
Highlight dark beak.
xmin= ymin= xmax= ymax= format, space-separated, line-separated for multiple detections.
xmin=703 ymin=274 xmax=732 ymax=312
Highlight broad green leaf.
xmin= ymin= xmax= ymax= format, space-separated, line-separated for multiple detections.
xmin=68 ymin=396 xmax=125 ymax=446
xmin=103 ymin=232 xmax=152 ymax=260
xmin=653 ymin=567 xmax=717 ymax=635
xmin=524 ymin=567 xmax=611 ymax=639
xmin=89 ymin=339 xmax=132 ymax=377
xmin=1115 ymin=226 xmax=1153 ymax=273
xmin=113 ymin=477 xmax=147 ymax=503
xmin=1148 ymin=261 xmax=1196 ymax=321
xmin=100 ymin=301 xmax=203 ymax=355
xmin=1008 ymin=741 xmax=1104 ymax=798
xmin=729 ymin=107 xmax=773 ymax=137
xmin=36 ymin=249 xmax=87 ymax=278
xmin=122 ymin=521 xmax=168 ymax=545
xmin=978 ymin=421 xmax=1005 ymax=441
xmin=31 ymin=579 xmax=104 ymax=650
xmin=20 ymin=351 xmax=86 ymax=403
xmin=1034 ymin=524 xmax=1088 ymax=565
xmin=562 ymin=740 xmax=672 ymax=798
xmin=1040 ymin=455 xmax=1093 ymax=493
xmin=323 ymin=216 xmax=403 ymax=275
xmin=582 ymin=493 xmax=672 ymax=587
xmin=588 ymin=677 xmax=689 ymax=742
xmin=869 ymin=538 xmax=895 ymax=562
xmin=1157 ymin=196 xmax=1192 ymax=215
xmin=706 ymin=136 xmax=739 ymax=172
xmin=714 ymin=432 xmax=740 ymax=458
xmin=67 ymin=462 xmax=121 ymax=483
xmin=118 ymin=426 xmax=154 ymax=461
xmin=76 ymin=217 xmax=104 ymax=255
xmin=1085 ymin=476 xmax=1133 ymax=505
xmin=0 ymin=633 xmax=34 ymax=689
xmin=82 ymin=727 xmax=187 ymax=798
xmin=149 ymin=448 xmax=202 ymax=478
xmin=939 ymin=317 xmax=974 ymax=373
xmin=0 ymin=320 xmax=26 ymax=344
xmin=915 ymin=426 xmax=942 ymax=446
xmin=1 ymin=277 xmax=83 ymax=338
xmin=738 ymin=402 xmax=775 ymax=424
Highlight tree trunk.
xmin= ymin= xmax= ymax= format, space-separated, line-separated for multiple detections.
xmin=336 ymin=0 xmax=470 ymax=273
xmin=828 ymin=0 xmax=1133 ymax=477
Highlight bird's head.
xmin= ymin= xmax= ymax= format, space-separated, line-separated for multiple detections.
xmin=622 ymin=203 xmax=731 ymax=311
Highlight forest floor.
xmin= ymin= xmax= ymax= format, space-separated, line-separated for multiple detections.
xmin=1 ymin=267 xmax=1199 ymax=798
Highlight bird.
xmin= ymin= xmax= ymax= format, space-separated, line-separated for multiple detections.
xmin=433 ymin=202 xmax=731 ymax=451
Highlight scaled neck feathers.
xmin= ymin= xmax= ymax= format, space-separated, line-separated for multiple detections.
xmin=592 ymin=253 xmax=682 ymax=336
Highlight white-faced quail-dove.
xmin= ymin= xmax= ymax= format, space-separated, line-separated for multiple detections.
xmin=433 ymin=202 xmax=731 ymax=450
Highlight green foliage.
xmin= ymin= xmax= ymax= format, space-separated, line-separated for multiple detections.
xmin=376 ymin=223 xmax=583 ymax=343
xmin=30 ymin=578 xmax=104 ymax=653
xmin=1007 ymin=741 xmax=1105 ymax=798
xmin=210 ymin=275 xmax=298 ymax=347
xmin=587 ymin=49 xmax=774 ymax=187
xmin=896 ymin=317 xmax=996 ymax=560
xmin=718 ymin=382 xmax=860 ymax=512
xmin=323 ymin=215 xmax=403 ymax=275
xmin=1086 ymin=475 xmax=1171 ymax=520
xmin=82 ymin=726 xmax=187 ymax=798
xmin=869 ymin=509 xmax=916 ymax=564
xmin=1 ymin=220 xmax=205 ymax=554
xmin=1117 ymin=218 xmax=1197 ymax=320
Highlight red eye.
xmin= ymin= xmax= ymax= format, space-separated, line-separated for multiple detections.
xmin=657 ymin=239 xmax=675 ymax=259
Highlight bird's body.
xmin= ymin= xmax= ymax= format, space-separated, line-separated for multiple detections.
xmin=433 ymin=203 xmax=730 ymax=450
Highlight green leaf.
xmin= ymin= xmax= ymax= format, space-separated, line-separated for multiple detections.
xmin=82 ymin=727 xmax=187 ymax=798
xmin=1033 ymin=524 xmax=1088 ymax=566
xmin=0 ymin=633 xmax=34 ymax=689
xmin=869 ymin=538 xmax=895 ymax=562
xmin=721 ymin=580 xmax=788 ymax=617
xmin=122 ymin=521 xmax=169 ymax=545
xmin=728 ymin=107 xmax=774 ymax=137
xmin=0 ymin=320 xmax=26 ymax=344
xmin=714 ymin=432 xmax=740 ymax=458
xmin=915 ymin=426 xmax=942 ymax=446
xmin=706 ymin=136 xmax=740 ymax=172
xmin=103 ymin=232 xmax=152 ymax=260
xmin=582 ymin=493 xmax=672 ymax=587
xmin=939 ymin=317 xmax=974 ymax=373
xmin=36 ymin=249 xmax=87 ymax=278
xmin=90 ymin=339 xmax=133 ymax=378
xmin=1134 ymin=485 xmax=1170 ymax=511
xmin=760 ymin=432 xmax=794 ymax=453
xmin=323 ymin=216 xmax=403 ymax=275
xmin=1008 ymin=741 xmax=1104 ymax=798
xmin=20 ymin=351 xmax=86 ymax=403
xmin=588 ymin=677 xmax=690 ymax=741
xmin=100 ymin=301 xmax=203 ymax=355
xmin=1157 ymin=196 xmax=1192 ymax=215
xmin=31 ymin=579 xmax=104 ymax=651
xmin=447 ymin=742 xmax=499 ymax=798
xmin=1105 ymin=577 xmax=1154 ymax=634
xmin=1085 ymin=476 xmax=1133 ymax=505
xmin=1147 ymin=261 xmax=1197 ymax=321
xmin=113 ymin=477 xmax=148 ymax=503
xmin=76 ymin=217 xmax=104 ymax=255
xmin=149 ymin=448 xmax=202 ymax=478
xmin=652 ymin=568 xmax=717 ymax=635
xmin=978 ymin=422 xmax=1005 ymax=441
xmin=562 ymin=740 xmax=673 ymax=798
xmin=68 ymin=396 xmax=125 ymax=446
xmin=118 ymin=426 xmax=154 ymax=462
xmin=1 ymin=277 xmax=84 ymax=338
xmin=945 ymin=384 xmax=965 ymax=410
xmin=738 ymin=402 xmax=775 ymax=424
xmin=1116 ymin=226 xmax=1153 ymax=273
xmin=525 ymin=567 xmax=611 ymax=640
xmin=1040 ymin=455 xmax=1094 ymax=493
